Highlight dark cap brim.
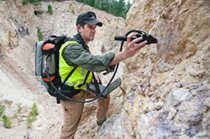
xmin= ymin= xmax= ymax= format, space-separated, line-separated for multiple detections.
xmin=84 ymin=19 xmax=102 ymax=27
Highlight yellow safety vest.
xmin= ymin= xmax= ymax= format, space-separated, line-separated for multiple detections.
xmin=59 ymin=41 xmax=93 ymax=90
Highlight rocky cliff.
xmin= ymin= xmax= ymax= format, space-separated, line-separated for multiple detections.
xmin=0 ymin=0 xmax=209 ymax=139
xmin=96 ymin=0 xmax=210 ymax=138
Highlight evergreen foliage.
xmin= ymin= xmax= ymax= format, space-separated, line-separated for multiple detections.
xmin=76 ymin=0 xmax=131 ymax=19
xmin=29 ymin=0 xmax=54 ymax=3
xmin=31 ymin=102 xmax=39 ymax=117
xmin=47 ymin=4 xmax=53 ymax=14
xmin=23 ymin=0 xmax=29 ymax=5
xmin=27 ymin=0 xmax=131 ymax=19
xmin=37 ymin=28 xmax=43 ymax=41
xmin=26 ymin=102 xmax=39 ymax=128
xmin=18 ymin=105 xmax=22 ymax=113
xmin=2 ymin=115 xmax=12 ymax=128
xmin=26 ymin=115 xmax=35 ymax=128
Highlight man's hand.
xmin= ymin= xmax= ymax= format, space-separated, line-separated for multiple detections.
xmin=108 ymin=34 xmax=147 ymax=66
xmin=123 ymin=34 xmax=147 ymax=58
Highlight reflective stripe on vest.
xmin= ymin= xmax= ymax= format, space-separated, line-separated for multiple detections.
xmin=59 ymin=41 xmax=93 ymax=90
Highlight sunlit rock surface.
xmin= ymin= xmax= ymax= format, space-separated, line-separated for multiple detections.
xmin=96 ymin=0 xmax=210 ymax=138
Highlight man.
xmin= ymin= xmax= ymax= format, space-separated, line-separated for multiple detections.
xmin=59 ymin=11 xmax=147 ymax=139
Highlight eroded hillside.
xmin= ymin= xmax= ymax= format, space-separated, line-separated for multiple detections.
xmin=0 ymin=0 xmax=210 ymax=139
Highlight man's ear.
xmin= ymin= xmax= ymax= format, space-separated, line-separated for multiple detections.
xmin=77 ymin=25 xmax=82 ymax=33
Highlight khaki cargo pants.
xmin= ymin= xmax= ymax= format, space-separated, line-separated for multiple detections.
xmin=60 ymin=90 xmax=110 ymax=139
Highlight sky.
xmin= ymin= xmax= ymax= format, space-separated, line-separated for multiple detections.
xmin=126 ymin=0 xmax=133 ymax=4
xmin=127 ymin=0 xmax=133 ymax=4
xmin=117 ymin=0 xmax=133 ymax=4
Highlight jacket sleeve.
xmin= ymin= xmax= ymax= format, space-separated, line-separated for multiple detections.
xmin=62 ymin=43 xmax=116 ymax=73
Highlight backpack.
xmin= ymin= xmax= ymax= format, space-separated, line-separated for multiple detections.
xmin=35 ymin=35 xmax=76 ymax=103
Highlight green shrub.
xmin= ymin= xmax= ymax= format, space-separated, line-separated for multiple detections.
xmin=12 ymin=114 xmax=18 ymax=118
xmin=31 ymin=102 xmax=39 ymax=117
xmin=2 ymin=115 xmax=12 ymax=128
xmin=23 ymin=0 xmax=29 ymax=5
xmin=47 ymin=4 xmax=53 ymax=14
xmin=26 ymin=115 xmax=35 ymax=128
xmin=8 ymin=101 xmax=12 ymax=107
xmin=37 ymin=28 xmax=43 ymax=41
xmin=71 ymin=9 xmax=75 ymax=14
xmin=18 ymin=105 xmax=22 ymax=113
xmin=25 ymin=102 xmax=39 ymax=128
xmin=0 ymin=101 xmax=5 ymax=116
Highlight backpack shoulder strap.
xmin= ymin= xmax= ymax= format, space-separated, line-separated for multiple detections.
xmin=55 ymin=35 xmax=67 ymax=50
xmin=73 ymin=33 xmax=87 ymax=50
xmin=60 ymin=67 xmax=77 ymax=89
xmin=65 ymin=37 xmax=78 ymax=43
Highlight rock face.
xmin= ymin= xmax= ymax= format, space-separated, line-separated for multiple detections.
xmin=0 ymin=0 xmax=210 ymax=139
xmin=96 ymin=0 xmax=210 ymax=138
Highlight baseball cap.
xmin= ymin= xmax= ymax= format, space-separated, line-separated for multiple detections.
xmin=76 ymin=11 xmax=102 ymax=27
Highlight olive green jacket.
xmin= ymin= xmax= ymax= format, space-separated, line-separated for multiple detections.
xmin=62 ymin=40 xmax=116 ymax=75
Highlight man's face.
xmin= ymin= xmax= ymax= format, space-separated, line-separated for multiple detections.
xmin=78 ymin=24 xmax=97 ymax=44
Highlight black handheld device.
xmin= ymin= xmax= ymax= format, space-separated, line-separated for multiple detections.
xmin=115 ymin=30 xmax=158 ymax=44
